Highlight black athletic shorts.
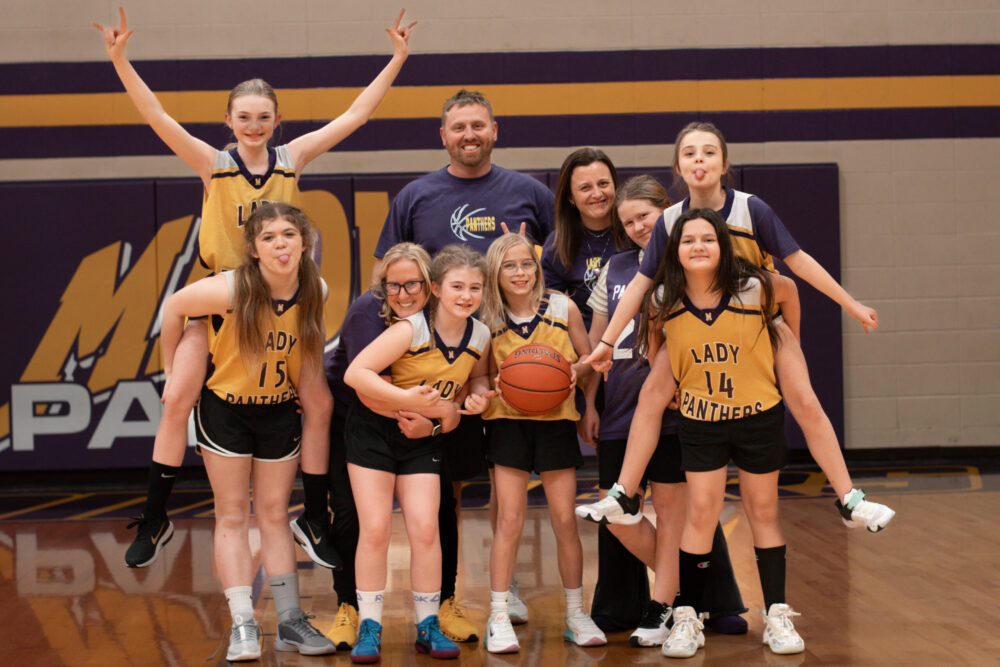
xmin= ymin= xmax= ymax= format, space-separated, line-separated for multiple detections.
xmin=441 ymin=413 xmax=487 ymax=481
xmin=598 ymin=431 xmax=684 ymax=488
xmin=677 ymin=402 xmax=786 ymax=474
xmin=195 ymin=387 xmax=301 ymax=461
xmin=345 ymin=403 xmax=442 ymax=476
xmin=487 ymin=418 xmax=584 ymax=474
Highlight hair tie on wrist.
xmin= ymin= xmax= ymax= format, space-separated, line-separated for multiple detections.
xmin=600 ymin=339 xmax=614 ymax=347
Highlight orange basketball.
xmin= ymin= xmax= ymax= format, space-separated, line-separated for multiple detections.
xmin=498 ymin=344 xmax=573 ymax=415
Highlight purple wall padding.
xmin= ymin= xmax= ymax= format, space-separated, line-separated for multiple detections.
xmin=0 ymin=164 xmax=838 ymax=470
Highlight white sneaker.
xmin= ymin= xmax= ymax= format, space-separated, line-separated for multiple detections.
xmin=630 ymin=600 xmax=672 ymax=647
xmin=838 ymin=488 xmax=895 ymax=532
xmin=761 ymin=603 xmax=805 ymax=654
xmin=486 ymin=612 xmax=519 ymax=653
xmin=508 ymin=579 xmax=529 ymax=625
xmin=661 ymin=606 xmax=704 ymax=659
xmin=575 ymin=483 xmax=642 ymax=525
xmin=563 ymin=608 xmax=607 ymax=647
xmin=226 ymin=617 xmax=262 ymax=661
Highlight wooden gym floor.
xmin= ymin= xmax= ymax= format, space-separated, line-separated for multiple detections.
xmin=1 ymin=461 xmax=999 ymax=666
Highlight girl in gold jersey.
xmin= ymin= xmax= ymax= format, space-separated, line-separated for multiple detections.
xmin=157 ymin=203 xmax=334 ymax=660
xmin=478 ymin=234 xmax=606 ymax=653
xmin=343 ymin=245 xmax=493 ymax=662
xmin=95 ymin=8 xmax=415 ymax=570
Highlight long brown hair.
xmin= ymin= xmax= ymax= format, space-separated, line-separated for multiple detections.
xmin=233 ymin=202 xmax=324 ymax=363
xmin=552 ymin=147 xmax=624 ymax=271
xmin=636 ymin=208 xmax=777 ymax=356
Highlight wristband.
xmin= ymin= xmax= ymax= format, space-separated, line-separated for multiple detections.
xmin=430 ymin=419 xmax=442 ymax=437
xmin=599 ymin=339 xmax=614 ymax=347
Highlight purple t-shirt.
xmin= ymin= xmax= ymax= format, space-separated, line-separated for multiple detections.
xmin=541 ymin=227 xmax=622 ymax=329
xmin=375 ymin=165 xmax=555 ymax=257
xmin=639 ymin=188 xmax=800 ymax=279
xmin=598 ymin=250 xmax=675 ymax=440
xmin=325 ymin=291 xmax=387 ymax=416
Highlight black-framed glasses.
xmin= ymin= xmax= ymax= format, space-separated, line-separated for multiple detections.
xmin=383 ymin=280 xmax=425 ymax=296
xmin=500 ymin=259 xmax=537 ymax=274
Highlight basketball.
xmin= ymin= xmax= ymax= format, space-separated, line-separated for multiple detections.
xmin=498 ymin=344 xmax=573 ymax=415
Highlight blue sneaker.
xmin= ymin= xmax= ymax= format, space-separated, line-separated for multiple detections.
xmin=350 ymin=619 xmax=382 ymax=664
xmin=415 ymin=615 xmax=460 ymax=659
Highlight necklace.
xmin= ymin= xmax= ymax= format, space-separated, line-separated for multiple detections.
xmin=582 ymin=226 xmax=612 ymax=261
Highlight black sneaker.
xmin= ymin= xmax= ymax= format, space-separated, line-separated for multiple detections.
xmin=124 ymin=513 xmax=174 ymax=568
xmin=290 ymin=514 xmax=343 ymax=570
xmin=629 ymin=600 xmax=672 ymax=647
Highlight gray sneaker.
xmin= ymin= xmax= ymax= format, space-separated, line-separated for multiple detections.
xmin=226 ymin=618 xmax=262 ymax=661
xmin=274 ymin=610 xmax=336 ymax=655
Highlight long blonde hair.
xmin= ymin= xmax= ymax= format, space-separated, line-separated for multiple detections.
xmin=233 ymin=203 xmax=324 ymax=362
xmin=480 ymin=234 xmax=545 ymax=329
xmin=373 ymin=242 xmax=433 ymax=325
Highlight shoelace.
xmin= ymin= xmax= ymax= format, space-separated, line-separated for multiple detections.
xmin=336 ymin=608 xmax=354 ymax=627
xmin=671 ymin=612 xmax=704 ymax=643
xmin=447 ymin=599 xmax=468 ymax=618
xmin=762 ymin=607 xmax=801 ymax=641
xmin=358 ymin=621 xmax=380 ymax=644
xmin=285 ymin=613 xmax=323 ymax=638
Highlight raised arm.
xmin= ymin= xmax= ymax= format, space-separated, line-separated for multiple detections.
xmin=94 ymin=8 xmax=216 ymax=184
xmin=782 ymin=249 xmax=878 ymax=333
xmin=286 ymin=9 xmax=416 ymax=172
xmin=160 ymin=274 xmax=231 ymax=377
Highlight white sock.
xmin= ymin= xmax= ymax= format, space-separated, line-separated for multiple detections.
xmin=412 ymin=590 xmax=441 ymax=624
xmin=490 ymin=590 xmax=509 ymax=615
xmin=225 ymin=585 xmax=254 ymax=625
xmin=564 ymin=586 xmax=584 ymax=616
xmin=356 ymin=589 xmax=385 ymax=625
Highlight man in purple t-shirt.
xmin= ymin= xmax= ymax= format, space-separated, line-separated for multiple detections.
xmin=373 ymin=89 xmax=555 ymax=274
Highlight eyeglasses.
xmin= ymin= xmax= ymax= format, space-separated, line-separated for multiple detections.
xmin=500 ymin=259 xmax=537 ymax=274
xmin=383 ymin=280 xmax=425 ymax=296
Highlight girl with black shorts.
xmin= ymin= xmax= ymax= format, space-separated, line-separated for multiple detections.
xmin=94 ymin=8 xmax=415 ymax=569
xmin=639 ymin=208 xmax=802 ymax=658
xmin=583 ymin=175 xmax=748 ymax=646
xmin=479 ymin=234 xmax=606 ymax=654
xmin=160 ymin=203 xmax=334 ymax=661
xmin=343 ymin=245 xmax=493 ymax=663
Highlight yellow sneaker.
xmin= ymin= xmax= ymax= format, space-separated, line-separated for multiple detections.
xmin=439 ymin=596 xmax=479 ymax=642
xmin=326 ymin=602 xmax=358 ymax=650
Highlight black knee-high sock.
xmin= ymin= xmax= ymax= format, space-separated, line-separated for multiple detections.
xmin=328 ymin=414 xmax=358 ymax=608
xmin=302 ymin=472 xmax=330 ymax=521
xmin=438 ymin=470 xmax=459 ymax=601
xmin=145 ymin=461 xmax=180 ymax=517
xmin=754 ymin=545 xmax=787 ymax=611
xmin=675 ymin=550 xmax=712 ymax=611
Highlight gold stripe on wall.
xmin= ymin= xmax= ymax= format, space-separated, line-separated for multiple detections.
xmin=1 ymin=75 xmax=998 ymax=128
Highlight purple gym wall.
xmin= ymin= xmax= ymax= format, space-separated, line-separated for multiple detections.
xmin=0 ymin=166 xmax=838 ymax=470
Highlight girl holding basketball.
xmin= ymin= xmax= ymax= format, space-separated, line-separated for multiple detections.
xmin=585 ymin=175 xmax=748 ymax=647
xmin=343 ymin=244 xmax=493 ymax=663
xmin=478 ymin=233 xmax=605 ymax=653
xmin=94 ymin=7 xmax=415 ymax=570
xmin=160 ymin=203 xmax=334 ymax=660
xmin=580 ymin=122 xmax=894 ymax=533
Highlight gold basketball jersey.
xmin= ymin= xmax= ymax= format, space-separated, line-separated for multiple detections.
xmin=205 ymin=272 xmax=321 ymax=405
xmin=485 ymin=291 xmax=580 ymax=422
xmin=389 ymin=311 xmax=491 ymax=403
xmin=664 ymin=278 xmax=781 ymax=421
xmin=200 ymin=145 xmax=299 ymax=273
